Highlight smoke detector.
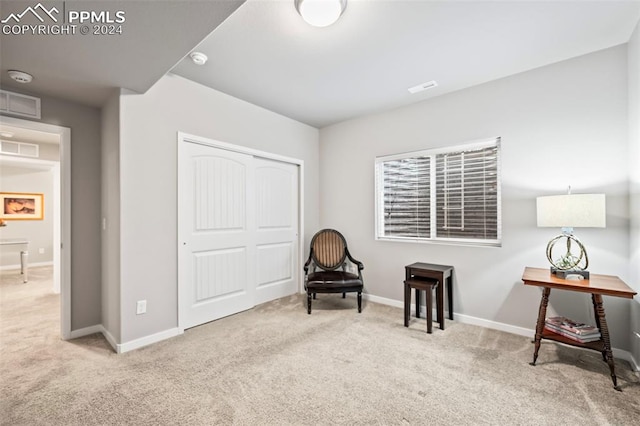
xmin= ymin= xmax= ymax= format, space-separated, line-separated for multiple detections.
xmin=189 ymin=52 xmax=208 ymax=66
xmin=8 ymin=70 xmax=33 ymax=84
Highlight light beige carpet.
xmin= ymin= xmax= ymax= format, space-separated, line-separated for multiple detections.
xmin=1 ymin=266 xmax=639 ymax=425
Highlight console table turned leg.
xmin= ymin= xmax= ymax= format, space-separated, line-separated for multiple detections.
xmin=530 ymin=287 xmax=550 ymax=366
xmin=590 ymin=295 xmax=607 ymax=362
xmin=592 ymin=294 xmax=620 ymax=391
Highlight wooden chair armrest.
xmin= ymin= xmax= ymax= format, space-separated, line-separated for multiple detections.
xmin=304 ymin=249 xmax=314 ymax=274
xmin=345 ymin=248 xmax=364 ymax=271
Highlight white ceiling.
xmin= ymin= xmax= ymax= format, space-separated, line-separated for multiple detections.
xmin=1 ymin=1 xmax=639 ymax=129
xmin=172 ymin=0 xmax=640 ymax=128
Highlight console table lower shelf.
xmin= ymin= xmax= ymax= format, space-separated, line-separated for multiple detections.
xmin=522 ymin=267 xmax=637 ymax=391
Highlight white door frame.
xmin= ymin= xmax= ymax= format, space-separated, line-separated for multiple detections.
xmin=0 ymin=115 xmax=71 ymax=340
xmin=177 ymin=132 xmax=305 ymax=331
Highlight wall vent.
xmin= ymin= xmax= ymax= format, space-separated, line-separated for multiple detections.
xmin=0 ymin=89 xmax=41 ymax=119
xmin=0 ymin=140 xmax=39 ymax=158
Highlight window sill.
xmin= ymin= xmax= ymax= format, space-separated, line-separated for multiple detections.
xmin=375 ymin=236 xmax=502 ymax=248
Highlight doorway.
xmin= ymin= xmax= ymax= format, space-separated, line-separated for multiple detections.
xmin=177 ymin=133 xmax=303 ymax=330
xmin=0 ymin=115 xmax=71 ymax=339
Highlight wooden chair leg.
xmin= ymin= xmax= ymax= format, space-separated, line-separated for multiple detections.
xmin=357 ymin=292 xmax=362 ymax=313
xmin=307 ymin=292 xmax=312 ymax=314
xmin=313 ymin=293 xmax=316 ymax=299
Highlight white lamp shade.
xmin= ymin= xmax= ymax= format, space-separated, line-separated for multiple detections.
xmin=536 ymin=194 xmax=606 ymax=228
xmin=295 ymin=0 xmax=346 ymax=27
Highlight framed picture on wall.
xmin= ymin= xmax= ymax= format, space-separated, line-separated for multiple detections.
xmin=0 ymin=192 xmax=44 ymax=220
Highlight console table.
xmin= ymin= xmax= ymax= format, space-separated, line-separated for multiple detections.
xmin=405 ymin=263 xmax=454 ymax=332
xmin=522 ymin=267 xmax=636 ymax=391
xmin=0 ymin=238 xmax=30 ymax=283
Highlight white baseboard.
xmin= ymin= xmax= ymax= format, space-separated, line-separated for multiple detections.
xmin=67 ymin=324 xmax=183 ymax=354
xmin=453 ymin=312 xmax=535 ymax=338
xmin=116 ymin=327 xmax=183 ymax=354
xmin=101 ymin=327 xmax=119 ymax=352
xmin=68 ymin=325 xmax=117 ymax=354
xmin=614 ymin=348 xmax=639 ymax=371
xmin=0 ymin=261 xmax=53 ymax=271
xmin=68 ymin=324 xmax=103 ymax=339
xmin=362 ymin=293 xmax=639 ymax=371
xmin=363 ymin=293 xmax=403 ymax=309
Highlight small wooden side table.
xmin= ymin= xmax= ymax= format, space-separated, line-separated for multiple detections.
xmin=404 ymin=278 xmax=439 ymax=333
xmin=405 ymin=263 xmax=454 ymax=331
xmin=522 ymin=267 xmax=637 ymax=391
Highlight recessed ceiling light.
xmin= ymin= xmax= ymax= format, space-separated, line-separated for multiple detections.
xmin=408 ymin=80 xmax=438 ymax=94
xmin=8 ymin=70 xmax=33 ymax=84
xmin=0 ymin=131 xmax=14 ymax=138
xmin=190 ymin=52 xmax=208 ymax=66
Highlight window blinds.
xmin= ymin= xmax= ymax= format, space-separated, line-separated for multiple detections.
xmin=382 ymin=157 xmax=430 ymax=238
xmin=435 ymin=145 xmax=499 ymax=240
xmin=376 ymin=138 xmax=501 ymax=246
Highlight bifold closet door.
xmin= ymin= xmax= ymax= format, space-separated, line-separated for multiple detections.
xmin=179 ymin=140 xmax=299 ymax=329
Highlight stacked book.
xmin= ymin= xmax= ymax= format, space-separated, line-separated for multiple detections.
xmin=544 ymin=316 xmax=601 ymax=343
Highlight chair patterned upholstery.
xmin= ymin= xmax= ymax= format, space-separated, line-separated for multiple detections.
xmin=311 ymin=230 xmax=346 ymax=270
xmin=304 ymin=229 xmax=364 ymax=314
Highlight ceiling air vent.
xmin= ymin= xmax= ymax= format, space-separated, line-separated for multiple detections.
xmin=0 ymin=140 xmax=39 ymax=158
xmin=408 ymin=80 xmax=438 ymax=94
xmin=0 ymin=89 xmax=41 ymax=119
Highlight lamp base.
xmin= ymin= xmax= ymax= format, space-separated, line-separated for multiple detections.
xmin=550 ymin=267 xmax=590 ymax=279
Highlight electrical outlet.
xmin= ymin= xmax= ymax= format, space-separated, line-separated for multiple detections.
xmin=136 ymin=300 xmax=147 ymax=315
xmin=38 ymin=248 xmax=45 ymax=254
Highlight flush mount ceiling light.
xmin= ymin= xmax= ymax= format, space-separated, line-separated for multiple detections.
xmin=0 ymin=131 xmax=14 ymax=138
xmin=189 ymin=52 xmax=208 ymax=66
xmin=8 ymin=70 xmax=33 ymax=84
xmin=295 ymin=0 xmax=347 ymax=28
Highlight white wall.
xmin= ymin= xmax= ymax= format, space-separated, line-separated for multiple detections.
xmin=0 ymin=166 xmax=54 ymax=267
xmin=119 ymin=74 xmax=320 ymax=344
xmin=628 ymin=20 xmax=640 ymax=364
xmin=320 ymin=46 xmax=633 ymax=350
xmin=101 ymin=91 xmax=121 ymax=343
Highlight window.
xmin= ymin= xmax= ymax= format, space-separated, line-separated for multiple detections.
xmin=375 ymin=138 xmax=501 ymax=246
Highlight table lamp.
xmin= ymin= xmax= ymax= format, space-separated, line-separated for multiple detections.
xmin=536 ymin=192 xmax=606 ymax=279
